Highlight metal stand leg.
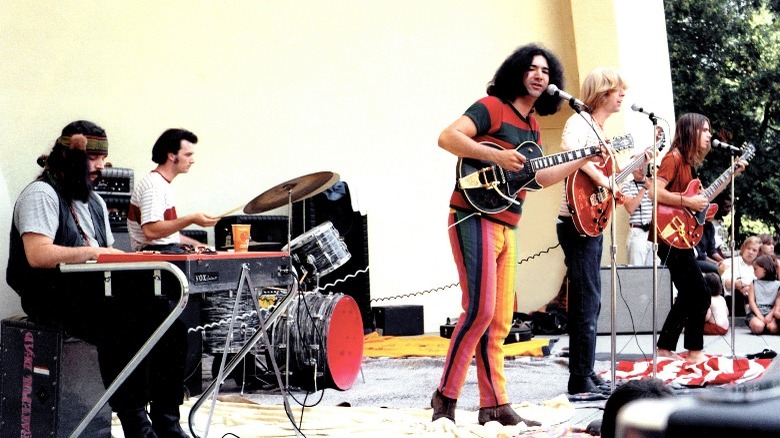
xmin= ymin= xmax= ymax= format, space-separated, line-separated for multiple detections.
xmin=188 ymin=266 xmax=299 ymax=438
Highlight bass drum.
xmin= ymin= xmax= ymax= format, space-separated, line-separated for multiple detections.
xmin=201 ymin=291 xmax=261 ymax=354
xmin=272 ymin=292 xmax=364 ymax=391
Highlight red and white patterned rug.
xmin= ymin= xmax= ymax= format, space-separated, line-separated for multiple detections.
xmin=601 ymin=354 xmax=774 ymax=386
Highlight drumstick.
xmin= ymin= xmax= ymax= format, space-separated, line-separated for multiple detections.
xmin=215 ymin=203 xmax=246 ymax=218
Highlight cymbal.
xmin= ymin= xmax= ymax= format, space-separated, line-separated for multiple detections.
xmin=243 ymin=171 xmax=339 ymax=214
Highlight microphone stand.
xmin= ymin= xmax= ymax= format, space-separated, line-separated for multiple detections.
xmin=641 ymin=114 xmax=661 ymax=378
xmin=636 ymin=112 xmax=669 ymax=377
xmin=727 ymin=152 xmax=738 ymax=358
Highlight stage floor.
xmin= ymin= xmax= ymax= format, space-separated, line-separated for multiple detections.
xmin=151 ymin=323 xmax=780 ymax=438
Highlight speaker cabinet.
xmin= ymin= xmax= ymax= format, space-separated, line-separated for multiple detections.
xmin=597 ymin=266 xmax=672 ymax=334
xmin=0 ymin=317 xmax=111 ymax=437
xmin=374 ymin=305 xmax=424 ymax=336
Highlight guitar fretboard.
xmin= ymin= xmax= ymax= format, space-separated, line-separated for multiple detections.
xmin=530 ymin=146 xmax=598 ymax=171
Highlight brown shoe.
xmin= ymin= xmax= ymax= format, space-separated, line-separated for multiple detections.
xmin=431 ymin=389 xmax=457 ymax=423
xmin=478 ymin=403 xmax=540 ymax=427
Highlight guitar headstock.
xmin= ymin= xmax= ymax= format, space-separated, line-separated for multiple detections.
xmin=655 ymin=127 xmax=666 ymax=152
xmin=741 ymin=142 xmax=756 ymax=161
xmin=608 ymin=133 xmax=635 ymax=153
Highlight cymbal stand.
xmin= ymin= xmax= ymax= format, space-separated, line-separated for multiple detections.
xmin=188 ymin=265 xmax=299 ymax=438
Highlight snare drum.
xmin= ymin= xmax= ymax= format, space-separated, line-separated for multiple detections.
xmin=283 ymin=221 xmax=351 ymax=277
xmin=272 ymin=292 xmax=363 ymax=391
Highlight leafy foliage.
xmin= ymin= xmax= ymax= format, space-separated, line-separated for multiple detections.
xmin=664 ymin=0 xmax=780 ymax=240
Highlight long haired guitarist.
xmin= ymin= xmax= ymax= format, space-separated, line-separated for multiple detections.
xmin=556 ymin=66 xmax=627 ymax=395
xmin=432 ymin=44 xmax=603 ymax=427
xmin=648 ymin=112 xmax=747 ymax=363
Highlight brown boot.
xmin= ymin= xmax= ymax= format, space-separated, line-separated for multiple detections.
xmin=430 ymin=389 xmax=457 ymax=423
xmin=478 ymin=403 xmax=540 ymax=427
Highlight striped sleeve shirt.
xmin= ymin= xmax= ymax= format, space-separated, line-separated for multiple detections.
xmin=127 ymin=171 xmax=180 ymax=251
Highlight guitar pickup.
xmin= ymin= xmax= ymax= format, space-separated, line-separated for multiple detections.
xmin=458 ymin=167 xmax=501 ymax=190
xmin=589 ymin=187 xmax=610 ymax=205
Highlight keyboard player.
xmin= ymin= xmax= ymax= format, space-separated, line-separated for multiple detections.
xmin=7 ymin=120 xmax=190 ymax=438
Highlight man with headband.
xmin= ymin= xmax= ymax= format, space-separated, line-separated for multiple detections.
xmin=7 ymin=120 xmax=190 ymax=437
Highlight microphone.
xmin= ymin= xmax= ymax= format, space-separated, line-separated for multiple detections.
xmin=546 ymin=84 xmax=587 ymax=109
xmin=631 ymin=103 xmax=660 ymax=118
xmin=712 ymin=139 xmax=741 ymax=153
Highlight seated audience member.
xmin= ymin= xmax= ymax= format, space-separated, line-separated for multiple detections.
xmin=720 ymin=236 xmax=761 ymax=316
xmin=758 ymin=233 xmax=780 ymax=273
xmin=746 ymin=254 xmax=780 ymax=335
xmin=703 ymin=272 xmax=729 ymax=335
xmin=595 ymin=378 xmax=674 ymax=438
xmin=711 ymin=192 xmax=732 ymax=257
xmin=695 ymin=219 xmax=723 ymax=273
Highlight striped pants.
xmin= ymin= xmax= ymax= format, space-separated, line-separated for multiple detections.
xmin=438 ymin=210 xmax=517 ymax=407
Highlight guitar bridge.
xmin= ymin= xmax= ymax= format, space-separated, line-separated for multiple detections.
xmin=458 ymin=166 xmax=502 ymax=190
xmin=660 ymin=216 xmax=692 ymax=248
xmin=589 ymin=187 xmax=610 ymax=205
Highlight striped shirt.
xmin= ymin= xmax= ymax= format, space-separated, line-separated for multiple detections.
xmin=621 ymin=179 xmax=653 ymax=227
xmin=127 ymin=171 xmax=180 ymax=251
xmin=448 ymin=96 xmax=541 ymax=227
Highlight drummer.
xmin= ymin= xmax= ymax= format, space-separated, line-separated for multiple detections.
xmin=127 ymin=128 xmax=219 ymax=252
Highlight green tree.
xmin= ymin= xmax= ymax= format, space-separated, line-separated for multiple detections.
xmin=664 ymin=0 xmax=780 ymax=242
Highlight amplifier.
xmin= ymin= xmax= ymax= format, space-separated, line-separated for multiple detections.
xmin=0 ymin=317 xmax=111 ymax=437
xmin=94 ymin=166 xmax=133 ymax=194
xmin=597 ymin=266 xmax=673 ymax=334
xmin=373 ymin=305 xmax=423 ymax=336
xmin=95 ymin=166 xmax=134 ymax=232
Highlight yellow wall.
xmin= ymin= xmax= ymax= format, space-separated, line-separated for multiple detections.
xmin=0 ymin=1 xmax=673 ymax=332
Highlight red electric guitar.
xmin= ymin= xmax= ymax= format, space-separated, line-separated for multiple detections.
xmin=655 ymin=143 xmax=755 ymax=249
xmin=565 ymin=133 xmax=642 ymax=236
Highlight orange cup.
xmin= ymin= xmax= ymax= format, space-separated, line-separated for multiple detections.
xmin=231 ymin=224 xmax=251 ymax=252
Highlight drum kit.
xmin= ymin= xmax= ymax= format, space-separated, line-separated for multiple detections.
xmin=202 ymin=171 xmax=364 ymax=393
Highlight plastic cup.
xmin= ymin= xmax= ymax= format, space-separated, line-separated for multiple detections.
xmin=231 ymin=224 xmax=251 ymax=252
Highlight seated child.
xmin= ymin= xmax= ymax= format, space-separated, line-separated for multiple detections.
xmin=746 ymin=254 xmax=780 ymax=335
xmin=703 ymin=272 xmax=729 ymax=335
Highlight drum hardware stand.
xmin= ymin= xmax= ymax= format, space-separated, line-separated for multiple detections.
xmin=188 ymin=264 xmax=300 ymax=438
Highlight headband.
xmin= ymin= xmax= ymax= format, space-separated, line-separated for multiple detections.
xmin=57 ymin=134 xmax=109 ymax=155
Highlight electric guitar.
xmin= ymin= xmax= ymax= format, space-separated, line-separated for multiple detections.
xmin=655 ymin=143 xmax=755 ymax=249
xmin=457 ymin=140 xmax=604 ymax=214
xmin=567 ymin=132 xmax=663 ymax=236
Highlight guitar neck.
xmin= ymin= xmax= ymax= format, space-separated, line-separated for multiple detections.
xmin=615 ymin=154 xmax=647 ymax=185
xmin=703 ymin=166 xmax=738 ymax=201
xmin=529 ymin=145 xmax=598 ymax=171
